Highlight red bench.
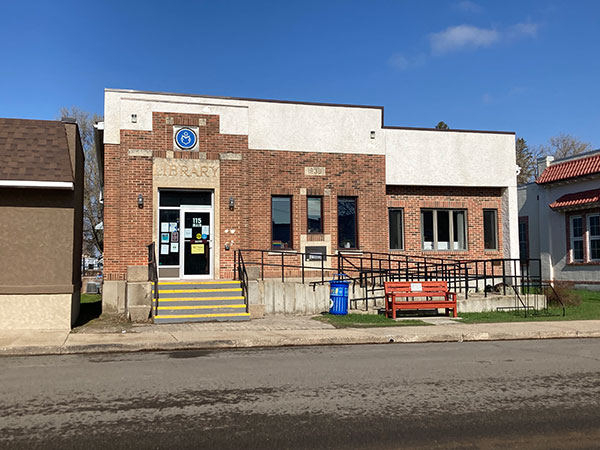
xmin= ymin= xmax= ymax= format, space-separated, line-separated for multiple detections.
xmin=384 ymin=281 xmax=457 ymax=319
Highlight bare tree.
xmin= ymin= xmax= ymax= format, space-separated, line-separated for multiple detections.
xmin=515 ymin=136 xmax=536 ymax=185
xmin=59 ymin=107 xmax=104 ymax=256
xmin=538 ymin=133 xmax=592 ymax=160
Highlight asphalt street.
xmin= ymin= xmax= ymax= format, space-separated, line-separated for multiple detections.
xmin=1 ymin=339 xmax=599 ymax=449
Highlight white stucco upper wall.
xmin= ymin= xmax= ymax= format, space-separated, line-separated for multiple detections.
xmin=104 ymin=90 xmax=516 ymax=185
xmin=385 ymin=128 xmax=516 ymax=187
xmin=103 ymin=89 xmax=384 ymax=154
xmin=104 ymin=90 xmax=249 ymax=144
xmin=247 ymin=102 xmax=384 ymax=154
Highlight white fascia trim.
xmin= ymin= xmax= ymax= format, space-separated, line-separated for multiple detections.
xmin=0 ymin=180 xmax=74 ymax=190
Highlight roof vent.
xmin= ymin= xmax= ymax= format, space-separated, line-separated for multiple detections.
xmin=61 ymin=116 xmax=77 ymax=124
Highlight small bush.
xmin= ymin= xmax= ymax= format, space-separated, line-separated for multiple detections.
xmin=548 ymin=281 xmax=581 ymax=307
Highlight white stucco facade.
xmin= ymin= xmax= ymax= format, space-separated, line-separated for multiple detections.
xmin=104 ymin=89 xmax=385 ymax=155
xmin=384 ymin=128 xmax=516 ymax=188
xmin=519 ymin=150 xmax=600 ymax=288
xmin=519 ymin=177 xmax=600 ymax=288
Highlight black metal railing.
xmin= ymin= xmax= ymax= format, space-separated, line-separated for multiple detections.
xmin=147 ymin=242 xmax=159 ymax=318
xmin=236 ymin=250 xmax=250 ymax=314
xmin=233 ymin=249 xmax=554 ymax=313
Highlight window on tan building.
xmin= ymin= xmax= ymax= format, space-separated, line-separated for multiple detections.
xmin=570 ymin=215 xmax=584 ymax=262
xmin=587 ymin=213 xmax=600 ymax=261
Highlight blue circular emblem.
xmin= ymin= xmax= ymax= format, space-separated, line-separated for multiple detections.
xmin=175 ymin=128 xmax=197 ymax=150
xmin=201 ymin=233 xmax=208 ymax=240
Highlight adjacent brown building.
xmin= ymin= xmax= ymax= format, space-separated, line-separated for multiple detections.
xmin=0 ymin=118 xmax=84 ymax=329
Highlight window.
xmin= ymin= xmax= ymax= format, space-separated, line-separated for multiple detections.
xmin=519 ymin=217 xmax=529 ymax=260
xmin=421 ymin=209 xmax=467 ymax=251
xmin=338 ymin=197 xmax=357 ymax=249
xmin=272 ymin=196 xmax=292 ymax=249
xmin=588 ymin=214 xmax=600 ymax=261
xmin=159 ymin=209 xmax=180 ymax=266
xmin=388 ymin=208 xmax=404 ymax=250
xmin=483 ymin=209 xmax=498 ymax=250
xmin=570 ymin=216 xmax=584 ymax=262
xmin=307 ymin=196 xmax=323 ymax=234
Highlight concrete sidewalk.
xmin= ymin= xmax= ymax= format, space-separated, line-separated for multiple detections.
xmin=1 ymin=316 xmax=599 ymax=356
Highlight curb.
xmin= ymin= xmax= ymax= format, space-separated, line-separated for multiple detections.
xmin=2 ymin=328 xmax=600 ymax=357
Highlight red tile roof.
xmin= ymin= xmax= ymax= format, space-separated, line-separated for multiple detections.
xmin=537 ymin=152 xmax=600 ymax=184
xmin=0 ymin=118 xmax=74 ymax=183
xmin=549 ymin=188 xmax=600 ymax=210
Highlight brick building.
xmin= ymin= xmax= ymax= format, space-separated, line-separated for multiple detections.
xmin=96 ymin=89 xmax=519 ymax=314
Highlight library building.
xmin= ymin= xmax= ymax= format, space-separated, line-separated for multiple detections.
xmin=96 ymin=89 xmax=519 ymax=321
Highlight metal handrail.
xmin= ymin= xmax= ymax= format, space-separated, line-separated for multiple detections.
xmin=147 ymin=242 xmax=159 ymax=318
xmin=234 ymin=249 xmax=545 ymax=308
xmin=236 ymin=250 xmax=250 ymax=314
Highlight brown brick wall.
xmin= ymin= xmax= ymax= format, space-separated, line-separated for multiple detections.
xmin=386 ymin=185 xmax=504 ymax=260
xmin=104 ymin=110 xmax=504 ymax=280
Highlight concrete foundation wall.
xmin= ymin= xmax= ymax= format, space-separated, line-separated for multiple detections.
xmin=249 ymin=280 xmax=548 ymax=315
xmin=103 ymin=280 xmax=127 ymax=313
xmin=457 ymin=294 xmax=547 ymax=313
xmin=0 ymin=294 xmax=74 ymax=330
xmin=249 ymin=280 xmax=330 ymax=315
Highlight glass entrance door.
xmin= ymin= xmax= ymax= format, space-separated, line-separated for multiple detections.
xmin=181 ymin=209 xmax=213 ymax=278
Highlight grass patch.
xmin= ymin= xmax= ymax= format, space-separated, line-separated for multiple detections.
xmin=457 ymin=289 xmax=600 ymax=324
xmin=81 ymin=293 xmax=101 ymax=304
xmin=314 ymin=313 xmax=432 ymax=328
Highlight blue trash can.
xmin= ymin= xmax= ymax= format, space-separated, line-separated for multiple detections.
xmin=329 ymin=274 xmax=350 ymax=315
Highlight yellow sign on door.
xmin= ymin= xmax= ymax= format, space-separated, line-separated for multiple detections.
xmin=191 ymin=244 xmax=205 ymax=255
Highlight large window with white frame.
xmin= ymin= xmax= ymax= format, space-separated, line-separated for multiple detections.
xmin=570 ymin=215 xmax=584 ymax=262
xmin=588 ymin=213 xmax=600 ymax=261
xmin=421 ymin=209 xmax=467 ymax=251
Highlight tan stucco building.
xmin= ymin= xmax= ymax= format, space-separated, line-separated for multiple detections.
xmin=0 ymin=118 xmax=84 ymax=330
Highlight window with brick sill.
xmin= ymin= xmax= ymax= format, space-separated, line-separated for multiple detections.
xmin=483 ymin=209 xmax=498 ymax=250
xmin=307 ymin=196 xmax=323 ymax=234
xmin=388 ymin=208 xmax=404 ymax=250
xmin=338 ymin=197 xmax=358 ymax=249
xmin=421 ymin=209 xmax=467 ymax=251
xmin=272 ymin=196 xmax=292 ymax=250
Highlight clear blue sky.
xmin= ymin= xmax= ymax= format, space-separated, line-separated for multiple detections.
xmin=1 ymin=0 xmax=599 ymax=149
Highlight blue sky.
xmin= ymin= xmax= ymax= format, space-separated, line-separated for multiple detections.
xmin=1 ymin=0 xmax=599 ymax=149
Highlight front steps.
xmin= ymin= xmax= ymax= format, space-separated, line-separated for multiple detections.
xmin=153 ymin=280 xmax=250 ymax=324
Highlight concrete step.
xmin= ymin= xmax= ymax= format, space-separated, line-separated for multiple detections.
xmin=152 ymin=279 xmax=248 ymax=324
xmin=157 ymin=288 xmax=243 ymax=298
xmin=156 ymin=304 xmax=247 ymax=315
xmin=156 ymin=280 xmax=241 ymax=290
xmin=153 ymin=297 xmax=245 ymax=307
xmin=154 ymin=312 xmax=250 ymax=324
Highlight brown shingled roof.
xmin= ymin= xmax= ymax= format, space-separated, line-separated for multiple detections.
xmin=537 ymin=152 xmax=600 ymax=184
xmin=0 ymin=118 xmax=74 ymax=183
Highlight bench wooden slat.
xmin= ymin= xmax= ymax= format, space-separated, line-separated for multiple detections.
xmin=384 ymin=280 xmax=457 ymax=319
